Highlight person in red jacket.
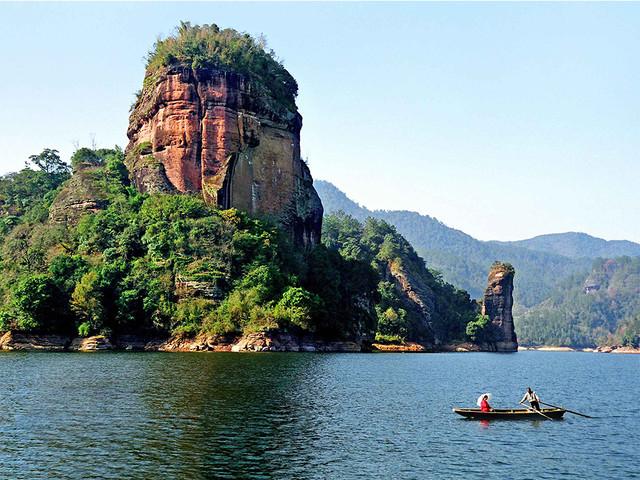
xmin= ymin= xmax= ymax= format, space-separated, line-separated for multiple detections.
xmin=480 ymin=394 xmax=492 ymax=412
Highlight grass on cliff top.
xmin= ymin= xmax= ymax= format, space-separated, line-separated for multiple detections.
xmin=145 ymin=21 xmax=298 ymax=111
xmin=491 ymin=261 xmax=515 ymax=275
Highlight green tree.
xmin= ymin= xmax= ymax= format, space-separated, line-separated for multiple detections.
xmin=9 ymin=274 xmax=60 ymax=332
xmin=49 ymin=254 xmax=89 ymax=294
xmin=71 ymin=271 xmax=105 ymax=336
xmin=28 ymin=148 xmax=70 ymax=177
xmin=274 ymin=287 xmax=323 ymax=331
xmin=70 ymin=148 xmax=104 ymax=170
xmin=0 ymin=150 xmax=70 ymax=222
xmin=173 ymin=298 xmax=215 ymax=336
xmin=29 ymin=148 xmax=71 ymax=184
xmin=466 ymin=314 xmax=503 ymax=344
xmin=376 ymin=307 xmax=408 ymax=341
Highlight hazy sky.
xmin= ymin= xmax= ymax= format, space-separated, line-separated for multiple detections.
xmin=1 ymin=2 xmax=638 ymax=242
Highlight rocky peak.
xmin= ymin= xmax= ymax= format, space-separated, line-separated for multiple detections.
xmin=482 ymin=262 xmax=518 ymax=351
xmin=48 ymin=162 xmax=109 ymax=225
xmin=125 ymin=24 xmax=322 ymax=246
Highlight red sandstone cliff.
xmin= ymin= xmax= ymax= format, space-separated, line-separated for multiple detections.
xmin=126 ymin=65 xmax=322 ymax=245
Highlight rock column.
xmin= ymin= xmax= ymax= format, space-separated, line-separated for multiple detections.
xmin=482 ymin=262 xmax=518 ymax=352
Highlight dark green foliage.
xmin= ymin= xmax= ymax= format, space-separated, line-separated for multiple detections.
xmin=173 ymin=298 xmax=215 ymax=337
xmin=145 ymin=22 xmax=298 ymax=112
xmin=28 ymin=148 xmax=70 ymax=177
xmin=466 ymin=314 xmax=503 ymax=343
xmin=375 ymin=281 xmax=408 ymax=340
xmin=0 ymin=272 xmax=73 ymax=334
xmin=0 ymin=147 xmax=478 ymax=344
xmin=9 ymin=274 xmax=59 ymax=331
xmin=0 ymin=148 xmax=70 ymax=227
xmin=322 ymin=212 xmax=477 ymax=343
xmin=517 ymin=257 xmax=640 ymax=347
xmin=49 ymin=255 xmax=89 ymax=293
xmin=303 ymin=244 xmax=379 ymax=339
xmin=620 ymin=319 xmax=640 ymax=348
xmin=274 ymin=287 xmax=324 ymax=331
xmin=0 ymin=149 xmax=378 ymax=340
xmin=70 ymin=148 xmax=104 ymax=169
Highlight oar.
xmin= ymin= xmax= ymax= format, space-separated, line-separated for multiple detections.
xmin=540 ymin=401 xmax=593 ymax=418
xmin=520 ymin=402 xmax=554 ymax=420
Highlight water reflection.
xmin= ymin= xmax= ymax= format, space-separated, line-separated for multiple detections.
xmin=136 ymin=353 xmax=329 ymax=478
xmin=474 ymin=418 xmax=552 ymax=430
xmin=0 ymin=351 xmax=638 ymax=479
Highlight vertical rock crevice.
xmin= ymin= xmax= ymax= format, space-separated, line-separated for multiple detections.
xmin=192 ymin=68 xmax=204 ymax=193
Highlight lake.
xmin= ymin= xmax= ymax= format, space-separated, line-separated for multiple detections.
xmin=0 ymin=351 xmax=638 ymax=479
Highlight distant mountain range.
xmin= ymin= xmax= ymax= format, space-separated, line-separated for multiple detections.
xmin=315 ymin=180 xmax=640 ymax=308
xmin=493 ymin=232 xmax=640 ymax=259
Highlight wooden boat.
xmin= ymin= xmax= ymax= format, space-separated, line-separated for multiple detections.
xmin=453 ymin=407 xmax=566 ymax=420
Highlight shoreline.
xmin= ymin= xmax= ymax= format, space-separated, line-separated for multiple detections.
xmin=0 ymin=331 xmax=361 ymax=353
xmin=518 ymin=345 xmax=640 ymax=354
xmin=2 ymin=331 xmax=638 ymax=354
xmin=0 ymin=331 xmax=503 ymax=353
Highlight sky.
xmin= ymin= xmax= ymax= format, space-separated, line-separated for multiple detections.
xmin=1 ymin=2 xmax=639 ymax=242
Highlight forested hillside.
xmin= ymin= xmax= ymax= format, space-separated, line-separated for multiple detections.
xmin=322 ymin=212 xmax=477 ymax=344
xmin=494 ymin=232 xmax=640 ymax=259
xmin=315 ymin=180 xmax=591 ymax=306
xmin=0 ymin=149 xmax=375 ymax=341
xmin=0 ymin=149 xmax=478 ymax=346
xmin=311 ymin=181 xmax=640 ymax=348
xmin=516 ymin=257 xmax=640 ymax=347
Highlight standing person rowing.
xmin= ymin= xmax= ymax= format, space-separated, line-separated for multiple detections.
xmin=520 ymin=387 xmax=541 ymax=410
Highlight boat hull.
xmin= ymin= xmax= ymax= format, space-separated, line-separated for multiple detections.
xmin=453 ymin=408 xmax=565 ymax=420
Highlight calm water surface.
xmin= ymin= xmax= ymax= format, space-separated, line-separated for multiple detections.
xmin=0 ymin=351 xmax=638 ymax=479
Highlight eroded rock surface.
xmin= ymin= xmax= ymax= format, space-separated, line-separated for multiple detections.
xmin=482 ymin=262 xmax=518 ymax=352
xmin=230 ymin=331 xmax=361 ymax=352
xmin=126 ymin=66 xmax=322 ymax=245
xmin=0 ymin=332 xmax=70 ymax=351
xmin=48 ymin=163 xmax=109 ymax=224
xmin=371 ymin=342 xmax=427 ymax=352
xmin=68 ymin=336 xmax=113 ymax=351
xmin=383 ymin=260 xmax=436 ymax=345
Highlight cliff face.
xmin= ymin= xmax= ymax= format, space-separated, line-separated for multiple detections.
xmin=126 ymin=66 xmax=322 ymax=246
xmin=482 ymin=262 xmax=518 ymax=351
xmin=384 ymin=260 xmax=436 ymax=344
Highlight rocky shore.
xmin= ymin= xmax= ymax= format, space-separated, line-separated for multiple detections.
xmin=7 ymin=330 xmax=635 ymax=354
xmin=590 ymin=345 xmax=640 ymax=354
xmin=518 ymin=345 xmax=640 ymax=354
xmin=0 ymin=331 xmax=362 ymax=353
xmin=371 ymin=342 xmax=428 ymax=352
xmin=369 ymin=341 xmax=483 ymax=353
xmin=0 ymin=331 xmax=507 ymax=353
